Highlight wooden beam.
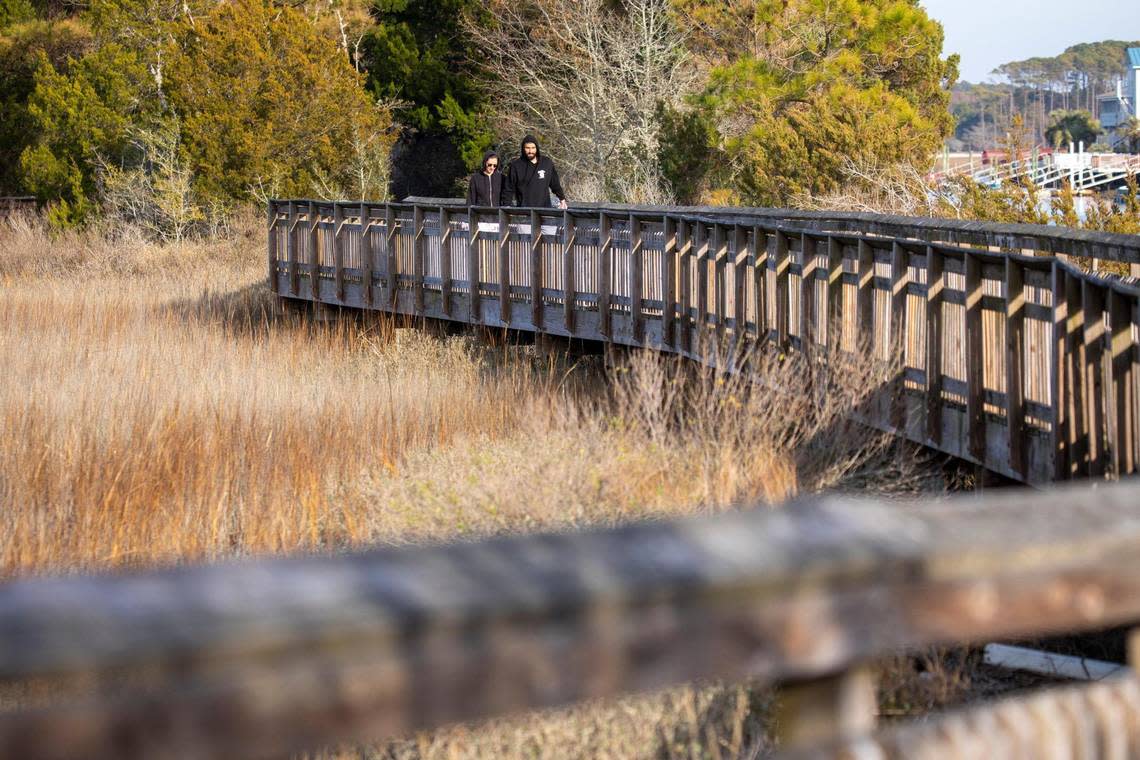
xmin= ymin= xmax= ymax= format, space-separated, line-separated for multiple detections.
xmin=333 ymin=203 xmax=345 ymax=303
xmin=439 ymin=207 xmax=452 ymax=317
xmin=773 ymin=230 xmax=791 ymax=348
xmin=826 ymin=235 xmax=843 ymax=349
xmin=5 ymin=483 xmax=1140 ymax=760
xmin=1066 ymin=272 xmax=1087 ymax=477
xmin=800 ymin=232 xmax=817 ymax=348
xmin=695 ymin=222 xmax=709 ymax=352
xmin=629 ymin=213 xmax=643 ymax=344
xmin=267 ymin=200 xmax=279 ymax=294
xmin=386 ymin=205 xmax=398 ymax=309
xmin=1006 ymin=256 xmax=1026 ymax=479
xmin=598 ymin=212 xmax=612 ymax=339
xmin=1109 ymin=288 xmax=1136 ymax=477
xmin=413 ymin=205 xmax=426 ymax=314
xmin=713 ymin=223 xmax=726 ymax=344
xmin=1050 ymin=261 xmax=1066 ymax=479
xmin=754 ymin=227 xmax=767 ymax=343
xmin=663 ymin=216 xmax=677 ymax=349
xmin=360 ymin=203 xmax=372 ymax=306
xmin=498 ymin=209 xmax=510 ymax=326
xmin=1083 ymin=280 xmax=1107 ymax=478
xmin=468 ymin=208 xmax=480 ymax=322
xmin=678 ymin=220 xmax=691 ymax=354
xmin=562 ymin=210 xmax=576 ymax=335
xmin=309 ymin=201 xmax=320 ymax=300
xmin=287 ymin=201 xmax=298 ymax=296
xmin=856 ymin=239 xmax=873 ymax=353
xmin=925 ymin=245 xmax=944 ymax=447
xmin=733 ymin=224 xmax=747 ymax=349
xmin=530 ymin=210 xmax=543 ymax=330
xmin=965 ymin=252 xmax=986 ymax=462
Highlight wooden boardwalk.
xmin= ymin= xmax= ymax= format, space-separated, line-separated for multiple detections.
xmin=269 ymin=199 xmax=1140 ymax=485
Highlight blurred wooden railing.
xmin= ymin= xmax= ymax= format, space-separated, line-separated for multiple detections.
xmin=0 ymin=196 xmax=35 ymax=221
xmin=268 ymin=200 xmax=1140 ymax=485
xmin=3 ymin=482 xmax=1140 ymax=758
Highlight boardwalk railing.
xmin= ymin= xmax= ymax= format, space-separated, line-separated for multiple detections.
xmin=268 ymin=199 xmax=1140 ymax=485
xmin=4 ymin=482 xmax=1140 ymax=758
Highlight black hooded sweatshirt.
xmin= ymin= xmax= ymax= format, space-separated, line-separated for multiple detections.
xmin=503 ymin=135 xmax=566 ymax=208
xmin=466 ymin=151 xmax=504 ymax=207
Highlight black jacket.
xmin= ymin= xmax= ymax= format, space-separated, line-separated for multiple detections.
xmin=504 ymin=135 xmax=565 ymax=207
xmin=466 ymin=170 xmax=504 ymax=207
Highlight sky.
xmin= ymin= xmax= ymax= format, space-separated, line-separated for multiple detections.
xmin=920 ymin=0 xmax=1140 ymax=82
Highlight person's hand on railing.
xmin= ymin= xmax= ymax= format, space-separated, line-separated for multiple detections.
xmin=558 ymin=199 xmax=568 ymax=210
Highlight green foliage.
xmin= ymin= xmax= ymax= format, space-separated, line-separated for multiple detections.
xmin=1044 ymin=110 xmax=1100 ymax=149
xmin=665 ymin=0 xmax=957 ymax=205
xmin=361 ymin=0 xmax=491 ymax=171
xmin=0 ymin=0 xmax=35 ymax=28
xmin=0 ymin=18 xmax=93 ymax=193
xmin=163 ymin=0 xmax=396 ymax=204
xmin=20 ymin=42 xmax=154 ymax=226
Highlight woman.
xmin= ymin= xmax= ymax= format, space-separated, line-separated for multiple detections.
xmin=466 ymin=151 xmax=504 ymax=207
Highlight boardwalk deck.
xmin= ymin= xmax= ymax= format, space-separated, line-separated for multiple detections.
xmin=269 ymin=200 xmax=1140 ymax=486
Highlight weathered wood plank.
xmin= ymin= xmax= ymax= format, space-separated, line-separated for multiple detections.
xmin=598 ymin=212 xmax=612 ymax=339
xmin=826 ymin=235 xmax=842 ymax=348
xmin=267 ymin=201 xmax=279 ymax=295
xmin=386 ymin=205 xmax=398 ymax=308
xmin=563 ymin=210 xmax=576 ymax=335
xmin=467 ymin=208 xmax=480 ymax=322
xmin=498 ymin=209 xmax=510 ymax=325
xmin=309 ymin=201 xmax=320 ymax=297
xmin=334 ymin=203 xmax=345 ymax=302
xmin=801 ymin=233 xmax=817 ymax=348
xmin=630 ymin=213 xmax=643 ymax=344
xmin=856 ymin=239 xmax=873 ymax=352
xmin=926 ymin=245 xmax=944 ymax=446
xmin=965 ymin=252 xmax=986 ymax=462
xmin=439 ymin=207 xmax=452 ymax=316
xmin=1109 ymin=288 xmax=1136 ymax=476
xmin=1084 ymin=279 xmax=1107 ymax=478
xmin=695 ymin=221 xmax=709 ymax=350
xmin=1006 ymin=256 xmax=1027 ymax=479
xmin=1050 ymin=261 xmax=1065 ymax=479
xmin=6 ymin=483 xmax=1140 ymax=760
xmin=774 ymin=230 xmax=791 ymax=347
xmin=361 ymin=203 xmax=373 ymax=306
xmin=678 ymin=219 xmax=692 ymax=353
xmin=663 ymin=215 xmax=677 ymax=348
xmin=530 ymin=210 xmax=543 ymax=328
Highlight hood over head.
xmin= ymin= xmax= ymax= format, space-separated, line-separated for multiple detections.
xmin=520 ymin=134 xmax=541 ymax=160
xmin=481 ymin=150 xmax=500 ymax=171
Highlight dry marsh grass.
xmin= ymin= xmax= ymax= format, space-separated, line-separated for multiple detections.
xmin=0 ymin=213 xmax=950 ymax=758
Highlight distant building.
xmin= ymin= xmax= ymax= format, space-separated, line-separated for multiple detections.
xmin=1098 ymin=47 xmax=1140 ymax=147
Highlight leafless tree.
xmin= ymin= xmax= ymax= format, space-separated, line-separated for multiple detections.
xmin=467 ymin=0 xmax=696 ymax=202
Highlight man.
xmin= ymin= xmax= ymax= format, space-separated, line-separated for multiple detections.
xmin=503 ymin=134 xmax=567 ymax=209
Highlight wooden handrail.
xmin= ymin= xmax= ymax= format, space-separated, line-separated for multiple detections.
xmin=3 ymin=481 xmax=1140 ymax=759
xmin=267 ymin=200 xmax=1140 ymax=485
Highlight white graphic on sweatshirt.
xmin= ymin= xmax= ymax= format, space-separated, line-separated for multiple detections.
xmin=537 ymin=170 xmax=546 ymax=179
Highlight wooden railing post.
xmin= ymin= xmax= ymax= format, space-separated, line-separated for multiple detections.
xmin=629 ymin=213 xmax=643 ymax=344
xmin=695 ymin=222 xmax=709 ymax=350
xmin=309 ymin=201 xmax=320 ymax=300
xmin=413 ymin=205 xmax=426 ymax=314
xmin=773 ymin=230 xmax=791 ymax=348
xmin=663 ymin=215 xmax=677 ymax=349
xmin=562 ymin=210 xmax=576 ymax=335
xmin=754 ymin=227 xmax=767 ymax=343
xmin=775 ymin=667 xmax=877 ymax=752
xmin=1051 ymin=261 xmax=1066 ymax=479
xmin=1067 ymin=272 xmax=1088 ymax=477
xmin=1006 ymin=257 xmax=1027 ymax=479
xmin=856 ymin=239 xmax=873 ymax=352
xmin=598 ymin=212 xmax=612 ymax=338
xmin=439 ymin=207 xmax=452 ymax=317
xmin=966 ymin=252 xmax=986 ymax=463
xmin=926 ymin=245 xmax=944 ymax=447
xmin=360 ymin=203 xmax=372 ymax=306
xmin=678 ymin=219 xmax=692 ymax=353
xmin=1109 ymin=288 xmax=1136 ymax=477
xmin=530 ymin=210 xmax=543 ymax=330
xmin=287 ymin=201 xmax=299 ymax=297
xmin=267 ymin=200 xmax=279 ymax=294
xmin=801 ymin=233 xmax=817 ymax=348
xmin=733 ymin=224 xmax=747 ymax=348
xmin=826 ymin=235 xmax=842 ymax=349
xmin=498 ymin=209 xmax=510 ymax=326
xmin=1083 ymin=280 xmax=1107 ymax=478
xmin=385 ymin=205 xmax=397 ymax=308
xmin=333 ymin=203 xmax=345 ymax=303
xmin=468 ymin=208 xmax=481 ymax=323
xmin=713 ymin=222 xmax=726 ymax=344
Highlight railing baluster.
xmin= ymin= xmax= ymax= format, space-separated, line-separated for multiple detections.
xmin=774 ymin=230 xmax=791 ymax=348
xmin=386 ymin=205 xmax=397 ymax=308
xmin=1006 ymin=256 xmax=1027 ymax=479
xmin=856 ymin=239 xmax=873 ymax=352
xmin=663 ymin=215 xmax=677 ymax=349
xmin=754 ymin=227 xmax=767 ymax=343
xmin=733 ymin=224 xmax=747 ymax=349
xmin=1109 ymin=288 xmax=1136 ymax=476
xmin=360 ymin=203 xmax=372 ymax=306
xmin=440 ymin=207 xmax=452 ymax=317
xmin=334 ymin=203 xmax=345 ymax=303
xmin=826 ymin=235 xmax=842 ymax=348
xmin=1051 ymin=261 xmax=1066 ymax=479
xmin=695 ymin=222 xmax=709 ymax=351
xmin=926 ymin=245 xmax=944 ymax=447
xmin=531 ymin=210 xmax=543 ymax=330
xmin=413 ymin=206 xmax=425 ymax=314
xmin=267 ymin=200 xmax=279 ymax=295
xmin=598 ymin=212 xmax=612 ymax=339
xmin=966 ymin=251 xmax=986 ymax=462
xmin=287 ymin=201 xmax=298 ymax=296
xmin=1067 ymin=272 xmax=1088 ymax=477
xmin=630 ymin=213 xmax=643 ymax=344
xmin=801 ymin=232 xmax=817 ymax=348
xmin=563 ymin=210 xmax=575 ymax=335
xmin=713 ymin=222 xmax=726 ymax=344
xmin=1084 ymin=280 xmax=1107 ymax=478
xmin=498 ymin=208 xmax=510 ymax=326
xmin=309 ymin=201 xmax=320 ymax=300
xmin=678 ymin=219 xmax=691 ymax=354
xmin=467 ymin=208 xmax=480 ymax=323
